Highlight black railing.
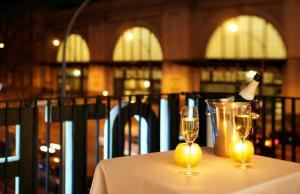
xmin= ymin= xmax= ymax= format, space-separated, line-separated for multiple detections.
xmin=0 ymin=92 xmax=299 ymax=194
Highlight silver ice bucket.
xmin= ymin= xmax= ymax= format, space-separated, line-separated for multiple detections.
xmin=206 ymin=99 xmax=236 ymax=157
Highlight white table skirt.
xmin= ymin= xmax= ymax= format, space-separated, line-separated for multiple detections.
xmin=90 ymin=148 xmax=300 ymax=194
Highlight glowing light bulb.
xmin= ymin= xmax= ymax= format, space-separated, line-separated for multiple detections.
xmin=40 ymin=145 xmax=56 ymax=153
xmin=143 ymin=80 xmax=150 ymax=88
xmin=50 ymin=143 xmax=61 ymax=150
xmin=73 ymin=69 xmax=81 ymax=77
xmin=53 ymin=157 xmax=60 ymax=163
xmin=125 ymin=32 xmax=134 ymax=41
xmin=0 ymin=43 xmax=4 ymax=48
xmin=102 ymin=90 xmax=109 ymax=96
xmin=52 ymin=39 xmax=60 ymax=47
xmin=227 ymin=23 xmax=239 ymax=32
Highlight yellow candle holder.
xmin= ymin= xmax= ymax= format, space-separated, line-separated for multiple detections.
xmin=174 ymin=143 xmax=202 ymax=167
xmin=229 ymin=140 xmax=254 ymax=163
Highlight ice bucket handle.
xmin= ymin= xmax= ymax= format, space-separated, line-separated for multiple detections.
xmin=252 ymin=112 xmax=259 ymax=120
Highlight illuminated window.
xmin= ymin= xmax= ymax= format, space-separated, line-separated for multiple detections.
xmin=56 ymin=34 xmax=89 ymax=94
xmin=113 ymin=27 xmax=163 ymax=61
xmin=205 ymin=15 xmax=287 ymax=59
xmin=56 ymin=34 xmax=90 ymax=62
xmin=112 ymin=27 xmax=163 ymax=95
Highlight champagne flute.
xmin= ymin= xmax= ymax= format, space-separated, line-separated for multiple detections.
xmin=180 ymin=106 xmax=199 ymax=176
xmin=234 ymin=102 xmax=252 ymax=169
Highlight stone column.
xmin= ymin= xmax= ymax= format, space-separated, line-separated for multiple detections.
xmin=283 ymin=0 xmax=300 ymax=97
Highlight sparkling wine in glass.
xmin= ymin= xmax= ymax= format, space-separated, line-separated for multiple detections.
xmin=234 ymin=102 xmax=252 ymax=169
xmin=180 ymin=106 xmax=199 ymax=176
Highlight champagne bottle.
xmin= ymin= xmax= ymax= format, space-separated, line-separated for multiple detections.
xmin=228 ymin=72 xmax=262 ymax=102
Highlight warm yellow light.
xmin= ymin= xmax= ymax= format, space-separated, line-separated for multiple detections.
xmin=0 ymin=43 xmax=4 ymax=48
xmin=52 ymin=39 xmax=60 ymax=47
xmin=265 ymin=139 xmax=272 ymax=147
xmin=40 ymin=145 xmax=55 ymax=153
xmin=227 ymin=23 xmax=239 ymax=32
xmin=229 ymin=140 xmax=254 ymax=162
xmin=65 ymin=84 xmax=71 ymax=91
xmin=143 ymin=80 xmax=151 ymax=88
xmin=125 ymin=32 xmax=134 ymax=41
xmin=73 ymin=69 xmax=81 ymax=77
xmin=206 ymin=15 xmax=287 ymax=59
xmin=102 ymin=90 xmax=109 ymax=96
xmin=50 ymin=143 xmax=61 ymax=150
xmin=56 ymin=34 xmax=90 ymax=62
xmin=53 ymin=157 xmax=60 ymax=163
xmin=174 ymin=143 xmax=202 ymax=167
xmin=113 ymin=27 xmax=163 ymax=61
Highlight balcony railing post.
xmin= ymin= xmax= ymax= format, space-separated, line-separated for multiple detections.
xmin=72 ymin=102 xmax=88 ymax=194
xmin=19 ymin=104 xmax=38 ymax=194
xmin=281 ymin=97 xmax=286 ymax=160
xmin=291 ymin=99 xmax=296 ymax=162
xmin=261 ymin=96 xmax=267 ymax=156
xmin=197 ymin=96 xmax=207 ymax=146
xmin=168 ymin=94 xmax=180 ymax=150
xmin=271 ymin=97 xmax=276 ymax=158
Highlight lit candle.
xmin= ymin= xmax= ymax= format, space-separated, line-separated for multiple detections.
xmin=174 ymin=143 xmax=202 ymax=167
xmin=229 ymin=140 xmax=254 ymax=162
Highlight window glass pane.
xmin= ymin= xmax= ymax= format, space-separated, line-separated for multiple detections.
xmin=201 ymin=70 xmax=210 ymax=81
xmin=113 ymin=27 xmax=163 ymax=61
xmin=56 ymin=34 xmax=90 ymax=62
xmin=114 ymin=69 xmax=124 ymax=78
xmin=205 ymin=15 xmax=286 ymax=59
xmin=112 ymin=27 xmax=163 ymax=95
xmin=152 ymin=69 xmax=162 ymax=80
xmin=200 ymin=68 xmax=282 ymax=95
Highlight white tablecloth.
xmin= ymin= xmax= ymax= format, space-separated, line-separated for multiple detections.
xmin=90 ymin=148 xmax=300 ymax=194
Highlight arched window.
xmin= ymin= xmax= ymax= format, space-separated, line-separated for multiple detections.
xmin=56 ymin=34 xmax=90 ymax=62
xmin=56 ymin=34 xmax=90 ymax=94
xmin=205 ymin=15 xmax=286 ymax=59
xmin=112 ymin=27 xmax=163 ymax=96
xmin=113 ymin=27 xmax=163 ymax=61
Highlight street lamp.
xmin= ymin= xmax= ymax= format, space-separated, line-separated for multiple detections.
xmin=0 ymin=42 xmax=4 ymax=49
xmin=59 ymin=1 xmax=91 ymax=194
xmin=52 ymin=39 xmax=60 ymax=47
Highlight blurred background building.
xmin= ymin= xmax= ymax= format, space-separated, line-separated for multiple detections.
xmin=1 ymin=1 xmax=300 ymax=193
xmin=0 ymin=0 xmax=299 ymax=99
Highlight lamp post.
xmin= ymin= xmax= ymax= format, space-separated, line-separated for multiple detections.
xmin=61 ymin=0 xmax=91 ymax=96
xmin=60 ymin=1 xmax=91 ymax=194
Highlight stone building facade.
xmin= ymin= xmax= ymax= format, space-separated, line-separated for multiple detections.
xmin=1 ymin=0 xmax=300 ymax=97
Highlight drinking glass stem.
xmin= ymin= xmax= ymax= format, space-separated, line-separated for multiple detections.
xmin=186 ymin=143 xmax=192 ymax=176
xmin=241 ymin=138 xmax=246 ymax=169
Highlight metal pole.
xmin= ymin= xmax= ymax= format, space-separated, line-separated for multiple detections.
xmin=61 ymin=0 xmax=91 ymax=96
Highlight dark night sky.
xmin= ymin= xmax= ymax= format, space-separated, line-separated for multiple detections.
xmin=0 ymin=0 xmax=98 ymax=10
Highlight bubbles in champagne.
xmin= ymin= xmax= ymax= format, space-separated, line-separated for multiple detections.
xmin=181 ymin=118 xmax=199 ymax=143
xmin=235 ymin=114 xmax=251 ymax=138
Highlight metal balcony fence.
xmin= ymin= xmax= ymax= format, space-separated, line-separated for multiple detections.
xmin=0 ymin=92 xmax=299 ymax=194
